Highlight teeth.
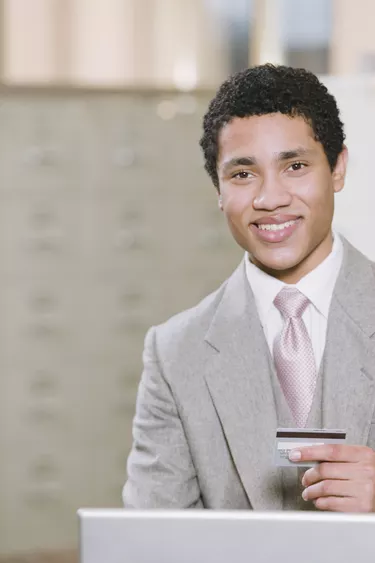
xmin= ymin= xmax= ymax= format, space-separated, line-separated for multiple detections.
xmin=258 ymin=220 xmax=297 ymax=231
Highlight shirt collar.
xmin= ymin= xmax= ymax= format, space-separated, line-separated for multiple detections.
xmin=245 ymin=232 xmax=344 ymax=325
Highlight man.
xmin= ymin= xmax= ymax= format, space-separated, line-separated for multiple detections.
xmin=123 ymin=64 xmax=375 ymax=512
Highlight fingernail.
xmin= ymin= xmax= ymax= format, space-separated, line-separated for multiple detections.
xmin=289 ymin=450 xmax=301 ymax=461
xmin=301 ymin=475 xmax=306 ymax=487
xmin=302 ymin=489 xmax=308 ymax=501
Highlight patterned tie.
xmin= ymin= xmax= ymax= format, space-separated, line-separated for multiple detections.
xmin=273 ymin=287 xmax=317 ymax=427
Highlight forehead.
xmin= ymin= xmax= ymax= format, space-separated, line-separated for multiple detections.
xmin=218 ymin=113 xmax=319 ymax=160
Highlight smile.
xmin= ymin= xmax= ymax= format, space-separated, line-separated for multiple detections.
xmin=257 ymin=219 xmax=298 ymax=231
xmin=251 ymin=217 xmax=301 ymax=243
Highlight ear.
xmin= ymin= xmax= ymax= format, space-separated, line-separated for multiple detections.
xmin=332 ymin=145 xmax=348 ymax=194
xmin=218 ymin=194 xmax=223 ymax=210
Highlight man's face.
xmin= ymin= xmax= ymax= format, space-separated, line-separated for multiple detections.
xmin=217 ymin=113 xmax=347 ymax=283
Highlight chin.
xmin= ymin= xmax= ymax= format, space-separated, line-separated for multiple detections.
xmin=253 ymin=251 xmax=303 ymax=274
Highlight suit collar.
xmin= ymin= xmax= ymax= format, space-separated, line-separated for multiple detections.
xmin=205 ymin=258 xmax=250 ymax=353
xmin=206 ymin=235 xmax=375 ymax=348
xmin=333 ymin=236 xmax=375 ymax=337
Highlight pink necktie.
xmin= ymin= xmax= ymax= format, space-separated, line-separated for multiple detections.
xmin=273 ymin=288 xmax=317 ymax=427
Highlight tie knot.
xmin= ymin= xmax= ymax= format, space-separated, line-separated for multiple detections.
xmin=274 ymin=287 xmax=310 ymax=319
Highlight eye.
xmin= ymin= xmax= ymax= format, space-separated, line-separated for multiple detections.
xmin=232 ymin=170 xmax=253 ymax=179
xmin=288 ymin=161 xmax=306 ymax=172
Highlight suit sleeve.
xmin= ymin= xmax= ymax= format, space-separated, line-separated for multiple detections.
xmin=123 ymin=326 xmax=203 ymax=508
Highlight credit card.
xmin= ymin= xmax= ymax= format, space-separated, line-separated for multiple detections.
xmin=275 ymin=428 xmax=346 ymax=467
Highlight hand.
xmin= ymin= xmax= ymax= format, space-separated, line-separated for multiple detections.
xmin=289 ymin=444 xmax=375 ymax=512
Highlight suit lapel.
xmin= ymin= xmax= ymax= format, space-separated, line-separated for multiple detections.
xmin=204 ymin=260 xmax=283 ymax=510
xmin=323 ymin=239 xmax=375 ymax=445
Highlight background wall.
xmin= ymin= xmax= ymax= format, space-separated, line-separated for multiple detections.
xmin=325 ymin=76 xmax=375 ymax=258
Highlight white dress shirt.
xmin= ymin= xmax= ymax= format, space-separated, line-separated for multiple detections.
xmin=245 ymin=232 xmax=344 ymax=371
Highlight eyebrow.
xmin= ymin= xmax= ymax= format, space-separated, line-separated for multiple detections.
xmin=221 ymin=147 xmax=314 ymax=175
xmin=278 ymin=147 xmax=313 ymax=161
xmin=221 ymin=157 xmax=256 ymax=175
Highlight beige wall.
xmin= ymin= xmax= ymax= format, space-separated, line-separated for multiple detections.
xmin=251 ymin=0 xmax=285 ymax=66
xmin=330 ymin=0 xmax=375 ymax=74
xmin=3 ymin=0 xmax=61 ymax=83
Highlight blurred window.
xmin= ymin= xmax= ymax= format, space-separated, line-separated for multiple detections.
xmin=281 ymin=0 xmax=333 ymax=74
xmin=205 ymin=0 xmax=253 ymax=75
xmin=2 ymin=0 xmax=255 ymax=88
xmin=1 ymin=0 xmax=335 ymax=88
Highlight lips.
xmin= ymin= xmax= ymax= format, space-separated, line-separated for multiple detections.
xmin=253 ymin=214 xmax=301 ymax=226
xmin=250 ymin=215 xmax=302 ymax=243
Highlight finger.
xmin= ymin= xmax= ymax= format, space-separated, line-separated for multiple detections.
xmin=314 ymin=496 xmax=373 ymax=513
xmin=302 ymin=462 xmax=362 ymax=487
xmin=289 ymin=444 xmax=374 ymax=464
xmin=302 ymin=479 xmax=360 ymax=502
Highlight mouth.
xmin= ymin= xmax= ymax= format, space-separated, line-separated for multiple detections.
xmin=250 ymin=216 xmax=302 ymax=243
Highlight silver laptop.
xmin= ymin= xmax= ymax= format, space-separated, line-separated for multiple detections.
xmin=78 ymin=509 xmax=375 ymax=563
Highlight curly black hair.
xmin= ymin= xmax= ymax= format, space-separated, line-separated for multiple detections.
xmin=199 ymin=64 xmax=345 ymax=190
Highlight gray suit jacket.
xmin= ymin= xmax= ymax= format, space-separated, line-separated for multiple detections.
xmin=123 ymin=237 xmax=375 ymax=510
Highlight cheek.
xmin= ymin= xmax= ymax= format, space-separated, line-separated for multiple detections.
xmin=223 ymin=188 xmax=253 ymax=220
xmin=295 ymin=178 xmax=334 ymax=220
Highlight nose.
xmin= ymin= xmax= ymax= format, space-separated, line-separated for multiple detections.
xmin=252 ymin=174 xmax=292 ymax=211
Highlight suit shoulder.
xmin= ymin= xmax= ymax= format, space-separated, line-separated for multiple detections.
xmin=355 ymin=247 xmax=375 ymax=276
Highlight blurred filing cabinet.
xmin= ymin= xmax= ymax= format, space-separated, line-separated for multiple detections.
xmin=0 ymin=90 xmax=242 ymax=557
